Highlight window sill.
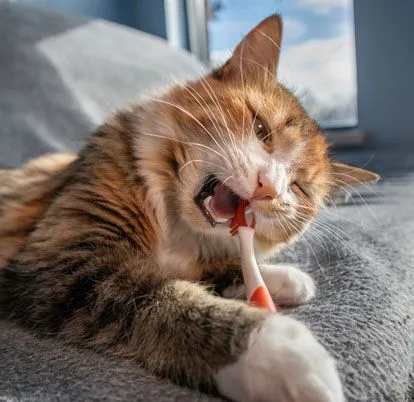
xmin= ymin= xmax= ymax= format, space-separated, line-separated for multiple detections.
xmin=324 ymin=128 xmax=366 ymax=148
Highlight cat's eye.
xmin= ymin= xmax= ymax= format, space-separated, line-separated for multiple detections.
xmin=253 ymin=118 xmax=270 ymax=144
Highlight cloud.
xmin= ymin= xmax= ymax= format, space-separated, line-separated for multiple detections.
xmin=283 ymin=17 xmax=308 ymax=41
xmin=279 ymin=32 xmax=357 ymax=125
xmin=294 ymin=0 xmax=351 ymax=15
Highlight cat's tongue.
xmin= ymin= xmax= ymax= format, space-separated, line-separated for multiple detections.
xmin=209 ymin=184 xmax=239 ymax=220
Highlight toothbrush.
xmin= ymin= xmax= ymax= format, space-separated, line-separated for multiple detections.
xmin=230 ymin=200 xmax=277 ymax=313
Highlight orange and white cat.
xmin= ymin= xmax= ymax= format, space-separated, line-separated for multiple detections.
xmin=0 ymin=15 xmax=378 ymax=401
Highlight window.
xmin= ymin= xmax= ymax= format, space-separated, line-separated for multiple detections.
xmin=207 ymin=0 xmax=357 ymax=129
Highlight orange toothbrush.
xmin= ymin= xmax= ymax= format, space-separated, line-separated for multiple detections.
xmin=230 ymin=200 xmax=277 ymax=313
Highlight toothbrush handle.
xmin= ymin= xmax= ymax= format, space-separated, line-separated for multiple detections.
xmin=249 ymin=285 xmax=277 ymax=312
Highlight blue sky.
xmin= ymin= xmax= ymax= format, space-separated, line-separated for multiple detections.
xmin=209 ymin=0 xmax=353 ymax=52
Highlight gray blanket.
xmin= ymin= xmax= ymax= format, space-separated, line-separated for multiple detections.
xmin=0 ymin=4 xmax=413 ymax=402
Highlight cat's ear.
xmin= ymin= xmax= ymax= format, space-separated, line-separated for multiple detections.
xmin=212 ymin=14 xmax=283 ymax=81
xmin=330 ymin=162 xmax=380 ymax=192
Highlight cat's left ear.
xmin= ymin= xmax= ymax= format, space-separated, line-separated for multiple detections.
xmin=213 ymin=14 xmax=283 ymax=81
xmin=330 ymin=162 xmax=380 ymax=192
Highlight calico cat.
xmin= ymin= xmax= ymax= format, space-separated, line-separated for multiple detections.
xmin=0 ymin=15 xmax=378 ymax=402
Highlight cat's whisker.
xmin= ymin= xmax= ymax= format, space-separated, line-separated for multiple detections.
xmin=324 ymin=178 xmax=367 ymax=207
xmin=324 ymin=177 xmax=380 ymax=225
xmin=277 ymin=83 xmax=286 ymax=122
xmin=295 ymin=209 xmax=352 ymax=241
xmin=140 ymin=131 xmax=230 ymax=167
xmin=294 ymin=210 xmax=359 ymax=259
xmin=359 ymin=152 xmax=377 ymax=170
xmin=231 ymin=55 xmax=287 ymax=146
xmin=285 ymin=91 xmax=294 ymax=117
xmin=248 ymin=104 xmax=260 ymax=145
xmin=322 ymin=192 xmax=344 ymax=226
xmin=279 ymin=214 xmax=300 ymax=266
xmin=286 ymin=217 xmax=324 ymax=273
xmin=300 ymin=220 xmax=360 ymax=263
xmin=195 ymin=174 xmax=219 ymax=196
xmin=234 ymin=56 xmax=274 ymax=81
xmin=277 ymin=213 xmax=292 ymax=244
xmin=183 ymin=85 xmax=222 ymax=135
xmin=259 ymin=128 xmax=277 ymax=144
xmin=302 ymin=227 xmax=340 ymax=268
xmin=237 ymin=38 xmax=247 ymax=149
xmin=296 ymin=219 xmax=337 ymax=261
xmin=257 ymin=29 xmax=281 ymax=51
xmin=296 ymin=217 xmax=348 ymax=251
xmin=145 ymin=96 xmax=230 ymax=160
xmin=197 ymin=77 xmax=239 ymax=159
xmin=218 ymin=174 xmax=235 ymax=187
xmin=178 ymin=160 xmax=225 ymax=173
xmin=280 ymin=216 xmax=312 ymax=271
xmin=284 ymin=215 xmax=330 ymax=280
xmin=269 ymin=218 xmax=279 ymax=250
xmin=183 ymin=84 xmax=231 ymax=157
xmin=326 ymin=172 xmax=383 ymax=200
xmin=296 ymin=201 xmax=366 ymax=229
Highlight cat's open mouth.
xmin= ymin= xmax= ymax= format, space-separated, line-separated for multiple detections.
xmin=194 ymin=176 xmax=249 ymax=227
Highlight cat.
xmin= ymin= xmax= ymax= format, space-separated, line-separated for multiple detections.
xmin=0 ymin=15 xmax=379 ymax=402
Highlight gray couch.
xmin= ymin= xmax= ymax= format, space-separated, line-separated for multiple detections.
xmin=0 ymin=4 xmax=413 ymax=401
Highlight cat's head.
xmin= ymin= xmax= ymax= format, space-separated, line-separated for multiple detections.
xmin=139 ymin=15 xmax=378 ymax=253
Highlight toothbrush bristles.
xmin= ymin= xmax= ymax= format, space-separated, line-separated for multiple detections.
xmin=230 ymin=200 xmax=255 ymax=236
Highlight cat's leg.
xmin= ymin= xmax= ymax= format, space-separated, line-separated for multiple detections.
xmin=259 ymin=264 xmax=316 ymax=306
xmin=2 ymin=262 xmax=343 ymax=402
xmin=222 ymin=264 xmax=315 ymax=307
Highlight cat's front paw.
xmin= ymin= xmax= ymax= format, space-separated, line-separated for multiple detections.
xmin=260 ymin=264 xmax=315 ymax=306
xmin=215 ymin=316 xmax=344 ymax=402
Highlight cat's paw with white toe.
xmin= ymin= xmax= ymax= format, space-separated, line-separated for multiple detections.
xmin=215 ymin=316 xmax=344 ymax=402
xmin=260 ymin=264 xmax=316 ymax=306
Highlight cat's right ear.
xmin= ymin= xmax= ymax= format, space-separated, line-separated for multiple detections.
xmin=211 ymin=14 xmax=283 ymax=82
xmin=329 ymin=162 xmax=380 ymax=192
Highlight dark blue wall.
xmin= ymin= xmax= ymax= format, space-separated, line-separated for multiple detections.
xmin=19 ymin=0 xmax=167 ymax=38
xmin=135 ymin=1 xmax=167 ymax=39
xmin=354 ymin=0 xmax=414 ymax=148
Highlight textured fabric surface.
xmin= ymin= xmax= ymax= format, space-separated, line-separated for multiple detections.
xmin=0 ymin=3 xmax=413 ymax=402
xmin=0 ymin=320 xmax=218 ymax=402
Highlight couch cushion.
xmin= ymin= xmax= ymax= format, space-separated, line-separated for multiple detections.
xmin=0 ymin=3 xmax=205 ymax=167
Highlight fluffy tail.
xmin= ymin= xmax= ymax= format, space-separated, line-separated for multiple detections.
xmin=0 ymin=153 xmax=77 ymax=268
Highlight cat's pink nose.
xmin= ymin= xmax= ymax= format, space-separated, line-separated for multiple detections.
xmin=251 ymin=172 xmax=277 ymax=201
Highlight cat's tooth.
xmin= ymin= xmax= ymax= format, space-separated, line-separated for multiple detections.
xmin=245 ymin=205 xmax=253 ymax=215
xmin=203 ymin=196 xmax=228 ymax=223
xmin=203 ymin=196 xmax=216 ymax=220
xmin=203 ymin=195 xmax=213 ymax=207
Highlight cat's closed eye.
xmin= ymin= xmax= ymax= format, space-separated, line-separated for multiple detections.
xmin=292 ymin=181 xmax=309 ymax=197
xmin=253 ymin=117 xmax=270 ymax=144
xmin=285 ymin=116 xmax=297 ymax=127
